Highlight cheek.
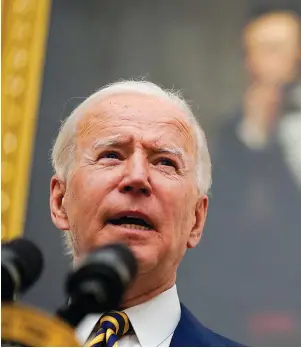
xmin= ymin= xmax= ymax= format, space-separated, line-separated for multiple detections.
xmin=70 ymin=166 xmax=117 ymax=200
xmin=163 ymin=184 xmax=196 ymax=234
xmin=66 ymin=171 xmax=108 ymax=223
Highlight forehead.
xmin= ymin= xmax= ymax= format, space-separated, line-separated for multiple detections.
xmin=245 ymin=14 xmax=300 ymax=48
xmin=76 ymin=93 xmax=195 ymax=152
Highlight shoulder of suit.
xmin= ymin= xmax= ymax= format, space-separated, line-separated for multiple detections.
xmin=179 ymin=303 xmax=246 ymax=347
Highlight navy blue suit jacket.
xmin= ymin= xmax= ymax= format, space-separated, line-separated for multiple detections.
xmin=170 ymin=304 xmax=244 ymax=347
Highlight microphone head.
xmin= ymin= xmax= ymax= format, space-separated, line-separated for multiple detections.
xmin=66 ymin=243 xmax=138 ymax=312
xmin=1 ymin=238 xmax=44 ymax=298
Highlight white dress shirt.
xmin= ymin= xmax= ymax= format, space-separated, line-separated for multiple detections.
xmin=76 ymin=285 xmax=181 ymax=347
xmin=237 ymin=109 xmax=301 ymax=191
xmin=278 ymin=110 xmax=301 ymax=191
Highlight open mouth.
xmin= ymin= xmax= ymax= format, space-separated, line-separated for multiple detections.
xmin=107 ymin=216 xmax=154 ymax=231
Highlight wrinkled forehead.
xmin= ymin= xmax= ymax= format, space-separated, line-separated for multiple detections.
xmin=75 ymin=93 xmax=196 ymax=152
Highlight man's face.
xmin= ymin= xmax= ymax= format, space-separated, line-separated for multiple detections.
xmin=51 ymin=93 xmax=208 ymax=277
xmin=244 ymin=14 xmax=301 ymax=84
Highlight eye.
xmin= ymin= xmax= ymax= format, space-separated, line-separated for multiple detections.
xmin=156 ymin=158 xmax=177 ymax=168
xmin=98 ymin=151 xmax=122 ymax=160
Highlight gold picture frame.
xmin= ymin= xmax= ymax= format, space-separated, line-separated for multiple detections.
xmin=2 ymin=0 xmax=51 ymax=240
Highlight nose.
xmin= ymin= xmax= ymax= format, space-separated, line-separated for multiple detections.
xmin=118 ymin=154 xmax=152 ymax=197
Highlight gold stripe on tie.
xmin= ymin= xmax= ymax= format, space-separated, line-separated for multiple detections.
xmin=100 ymin=315 xmax=119 ymax=334
xmin=117 ymin=312 xmax=130 ymax=335
xmin=106 ymin=328 xmax=115 ymax=344
xmin=86 ymin=332 xmax=105 ymax=347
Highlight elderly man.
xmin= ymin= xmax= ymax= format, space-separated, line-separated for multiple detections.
xmin=50 ymin=80 xmax=242 ymax=347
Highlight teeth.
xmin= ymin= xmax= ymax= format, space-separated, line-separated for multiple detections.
xmin=119 ymin=224 xmax=151 ymax=231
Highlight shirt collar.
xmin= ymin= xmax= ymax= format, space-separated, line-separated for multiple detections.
xmin=124 ymin=284 xmax=180 ymax=347
xmin=76 ymin=284 xmax=181 ymax=346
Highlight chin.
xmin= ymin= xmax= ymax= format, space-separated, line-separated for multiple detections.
xmin=129 ymin=244 xmax=161 ymax=275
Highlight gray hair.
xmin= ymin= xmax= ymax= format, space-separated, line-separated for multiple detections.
xmin=51 ymin=79 xmax=212 ymax=254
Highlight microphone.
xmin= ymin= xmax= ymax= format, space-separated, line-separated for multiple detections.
xmin=1 ymin=238 xmax=44 ymax=301
xmin=1 ymin=242 xmax=137 ymax=346
xmin=56 ymin=243 xmax=138 ymax=327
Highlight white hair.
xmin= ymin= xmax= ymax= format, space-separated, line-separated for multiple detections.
xmin=51 ymin=79 xmax=212 ymax=254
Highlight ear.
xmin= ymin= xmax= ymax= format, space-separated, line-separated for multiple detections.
xmin=187 ymin=195 xmax=209 ymax=249
xmin=50 ymin=175 xmax=70 ymax=231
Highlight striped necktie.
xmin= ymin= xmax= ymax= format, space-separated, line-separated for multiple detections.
xmin=86 ymin=311 xmax=132 ymax=347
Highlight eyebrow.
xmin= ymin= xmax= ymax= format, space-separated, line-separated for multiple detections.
xmin=91 ymin=135 xmax=131 ymax=150
xmin=91 ymin=135 xmax=186 ymax=162
xmin=148 ymin=144 xmax=185 ymax=161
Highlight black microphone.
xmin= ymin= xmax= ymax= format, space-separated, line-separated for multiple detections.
xmin=56 ymin=243 xmax=138 ymax=327
xmin=1 ymin=238 xmax=44 ymax=301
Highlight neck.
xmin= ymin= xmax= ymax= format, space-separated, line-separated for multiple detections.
xmin=121 ymin=270 xmax=176 ymax=309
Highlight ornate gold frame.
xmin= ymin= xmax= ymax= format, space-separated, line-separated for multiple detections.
xmin=2 ymin=0 xmax=51 ymax=240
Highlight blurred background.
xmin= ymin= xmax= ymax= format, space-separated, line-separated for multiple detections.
xmin=2 ymin=0 xmax=301 ymax=346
